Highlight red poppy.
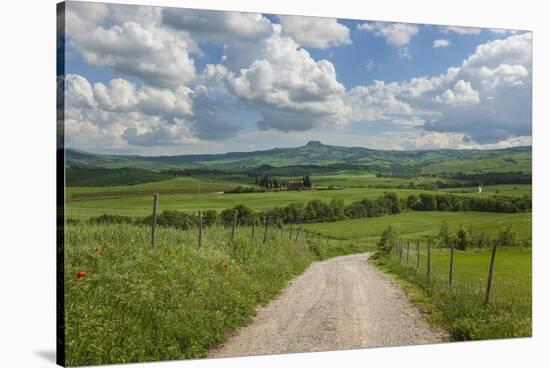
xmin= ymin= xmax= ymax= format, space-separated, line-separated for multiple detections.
xmin=76 ymin=271 xmax=87 ymax=279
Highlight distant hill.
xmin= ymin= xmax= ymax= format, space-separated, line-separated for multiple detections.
xmin=65 ymin=141 xmax=532 ymax=176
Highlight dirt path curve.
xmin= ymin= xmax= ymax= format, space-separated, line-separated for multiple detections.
xmin=209 ymin=253 xmax=447 ymax=358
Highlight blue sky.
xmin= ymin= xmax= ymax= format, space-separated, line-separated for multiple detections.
xmin=61 ymin=2 xmax=532 ymax=155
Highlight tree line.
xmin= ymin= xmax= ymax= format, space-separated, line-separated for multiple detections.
xmin=254 ymin=174 xmax=312 ymax=190
xmin=83 ymin=192 xmax=531 ymax=232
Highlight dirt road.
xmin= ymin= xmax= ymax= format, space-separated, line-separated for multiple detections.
xmin=209 ymin=253 xmax=447 ymax=358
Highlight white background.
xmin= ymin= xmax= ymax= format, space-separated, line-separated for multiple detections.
xmin=0 ymin=0 xmax=548 ymax=367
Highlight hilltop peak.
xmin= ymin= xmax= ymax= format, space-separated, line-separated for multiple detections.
xmin=305 ymin=140 xmax=324 ymax=147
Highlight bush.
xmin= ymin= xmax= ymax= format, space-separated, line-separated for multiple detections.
xmin=496 ymin=225 xmax=518 ymax=247
xmin=89 ymin=214 xmax=133 ymax=225
xmin=375 ymin=224 xmax=399 ymax=258
xmin=155 ymin=210 xmax=196 ymax=230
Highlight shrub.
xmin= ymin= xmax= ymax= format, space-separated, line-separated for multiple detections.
xmin=375 ymin=224 xmax=399 ymax=258
xmin=496 ymin=225 xmax=518 ymax=247
xmin=89 ymin=214 xmax=133 ymax=225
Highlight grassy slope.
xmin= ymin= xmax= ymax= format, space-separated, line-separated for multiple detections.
xmin=303 ymin=211 xmax=532 ymax=244
xmin=65 ymin=145 xmax=532 ymax=174
xmin=311 ymin=172 xmax=444 ymax=187
xmin=372 ymin=248 xmax=531 ymax=340
xmin=65 ymin=223 xmax=369 ymax=366
xmin=442 ymin=184 xmax=532 ymax=197
xmin=67 ymin=176 xmax=249 ymax=200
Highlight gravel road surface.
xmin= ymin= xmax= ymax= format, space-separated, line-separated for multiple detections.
xmin=209 ymin=252 xmax=447 ymax=358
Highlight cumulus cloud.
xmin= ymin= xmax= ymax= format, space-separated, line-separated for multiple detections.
xmin=66 ymin=74 xmax=193 ymax=118
xmin=225 ymin=26 xmax=349 ymax=131
xmin=426 ymin=33 xmax=532 ymax=142
xmin=435 ymin=80 xmax=480 ymax=106
xmin=358 ymin=21 xmax=418 ymax=57
xmin=348 ymin=33 xmax=531 ymax=144
xmin=278 ymin=15 xmax=351 ymax=49
xmin=66 ymin=2 xmax=197 ymax=88
xmin=63 ymin=2 xmax=531 ymax=151
xmin=161 ymin=8 xmax=273 ymax=43
xmin=433 ymin=39 xmax=451 ymax=48
xmin=64 ymin=74 xmax=241 ymax=148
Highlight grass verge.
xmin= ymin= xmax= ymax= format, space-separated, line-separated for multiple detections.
xmin=65 ymin=223 xmax=371 ymax=366
xmin=370 ymin=248 xmax=531 ymax=341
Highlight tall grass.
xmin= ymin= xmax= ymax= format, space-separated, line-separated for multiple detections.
xmin=371 ymin=246 xmax=531 ymax=340
xmin=64 ymin=223 xmax=370 ymax=366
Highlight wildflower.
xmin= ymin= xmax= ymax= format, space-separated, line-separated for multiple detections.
xmin=76 ymin=271 xmax=87 ymax=279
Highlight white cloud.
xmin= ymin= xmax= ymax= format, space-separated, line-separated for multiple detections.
xmin=441 ymin=26 xmax=482 ymax=35
xmin=348 ymin=33 xmax=531 ymax=144
xmin=66 ymin=2 xmax=198 ymax=89
xmin=92 ymin=79 xmax=194 ymax=117
xmin=226 ymin=26 xmax=349 ymax=131
xmin=358 ymin=22 xmax=419 ymax=47
xmin=278 ymin=15 xmax=351 ymax=49
xmin=462 ymin=33 xmax=532 ymax=71
xmin=64 ymin=74 xmax=241 ymax=148
xmin=435 ymin=80 xmax=480 ymax=105
xmin=433 ymin=39 xmax=451 ymax=48
xmin=358 ymin=22 xmax=418 ymax=58
xmin=347 ymin=81 xmax=416 ymax=122
xmin=161 ymin=8 xmax=273 ymax=43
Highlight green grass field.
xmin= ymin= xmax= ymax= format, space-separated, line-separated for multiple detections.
xmin=442 ymin=184 xmax=532 ymax=197
xmin=420 ymin=151 xmax=532 ymax=175
xmin=65 ymin=223 xmax=369 ymax=366
xmin=65 ymin=183 xmax=532 ymax=220
xmin=373 ymin=247 xmax=531 ymax=340
xmin=65 ymin=187 xmax=428 ymax=219
xmin=311 ymin=172 xmax=443 ymax=188
xmin=67 ymin=176 xmax=248 ymax=200
xmin=303 ymin=211 xmax=532 ymax=245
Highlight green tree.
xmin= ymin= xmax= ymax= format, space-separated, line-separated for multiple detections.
xmin=496 ymin=225 xmax=518 ymax=247
xmin=375 ymin=224 xmax=399 ymax=258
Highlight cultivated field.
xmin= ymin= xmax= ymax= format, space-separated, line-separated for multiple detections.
xmin=65 ymin=184 xmax=532 ymax=219
xmin=303 ymin=211 xmax=532 ymax=244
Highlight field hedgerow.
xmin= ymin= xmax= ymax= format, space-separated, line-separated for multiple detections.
xmin=64 ymin=223 xmax=370 ymax=366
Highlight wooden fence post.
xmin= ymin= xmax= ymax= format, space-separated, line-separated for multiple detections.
xmin=251 ymin=218 xmax=256 ymax=241
xmin=263 ymin=216 xmax=271 ymax=244
xmin=485 ymin=244 xmax=498 ymax=306
xmin=151 ymin=193 xmax=159 ymax=248
xmin=406 ymin=241 xmax=410 ymax=264
xmin=416 ymin=240 xmax=421 ymax=272
xmin=427 ymin=238 xmax=431 ymax=278
xmin=449 ymin=241 xmax=455 ymax=290
xmin=198 ymin=210 xmax=203 ymax=247
xmin=395 ymin=241 xmax=399 ymax=257
xmin=231 ymin=209 xmax=238 ymax=241
xmin=295 ymin=227 xmax=301 ymax=241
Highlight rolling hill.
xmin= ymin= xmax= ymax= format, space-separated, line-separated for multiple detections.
xmin=65 ymin=141 xmax=532 ymax=176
